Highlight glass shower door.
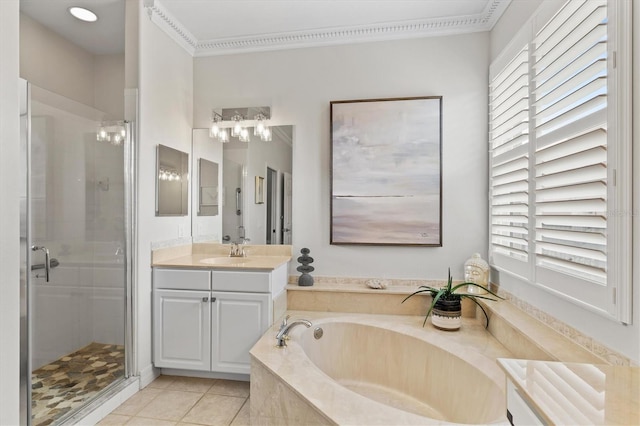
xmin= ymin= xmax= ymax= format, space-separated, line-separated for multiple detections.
xmin=24 ymin=82 xmax=131 ymax=426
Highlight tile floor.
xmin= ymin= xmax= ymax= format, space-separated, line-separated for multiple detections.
xmin=98 ymin=376 xmax=250 ymax=426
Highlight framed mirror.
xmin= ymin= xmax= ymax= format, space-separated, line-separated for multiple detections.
xmin=156 ymin=144 xmax=189 ymax=216
xmin=191 ymin=125 xmax=293 ymax=244
xmin=198 ymin=158 xmax=219 ymax=216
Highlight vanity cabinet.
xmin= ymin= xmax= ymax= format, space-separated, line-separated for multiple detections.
xmin=153 ymin=267 xmax=279 ymax=375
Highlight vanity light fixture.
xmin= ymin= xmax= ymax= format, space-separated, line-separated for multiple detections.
xmin=96 ymin=121 xmax=127 ymax=146
xmin=209 ymin=107 xmax=272 ymax=143
xmin=69 ymin=6 xmax=98 ymax=22
xmin=158 ymin=167 xmax=181 ymax=182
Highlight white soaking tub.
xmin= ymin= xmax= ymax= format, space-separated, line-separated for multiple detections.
xmin=250 ymin=312 xmax=513 ymax=425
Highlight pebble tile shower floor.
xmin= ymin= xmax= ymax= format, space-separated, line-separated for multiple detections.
xmin=98 ymin=375 xmax=250 ymax=426
xmin=31 ymin=342 xmax=125 ymax=426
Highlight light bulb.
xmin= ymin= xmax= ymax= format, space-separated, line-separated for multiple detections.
xmin=240 ymin=128 xmax=250 ymax=142
xmin=210 ymin=123 xmax=219 ymax=138
xmin=219 ymin=129 xmax=229 ymax=143
xmin=261 ymin=127 xmax=272 ymax=141
xmin=98 ymin=127 xmax=107 ymax=141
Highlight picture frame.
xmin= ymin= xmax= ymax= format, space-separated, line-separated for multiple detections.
xmin=255 ymin=175 xmax=264 ymax=204
xmin=330 ymin=96 xmax=443 ymax=246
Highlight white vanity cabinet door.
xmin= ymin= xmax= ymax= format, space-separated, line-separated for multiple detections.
xmin=211 ymin=291 xmax=270 ymax=374
xmin=153 ymin=289 xmax=211 ymax=371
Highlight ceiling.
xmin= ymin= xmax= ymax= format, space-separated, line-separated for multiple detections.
xmin=19 ymin=0 xmax=511 ymax=57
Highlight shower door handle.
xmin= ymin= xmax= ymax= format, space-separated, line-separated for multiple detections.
xmin=31 ymin=245 xmax=51 ymax=282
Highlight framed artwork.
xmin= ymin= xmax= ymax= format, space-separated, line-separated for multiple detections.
xmin=255 ymin=176 xmax=264 ymax=204
xmin=330 ymin=96 xmax=442 ymax=246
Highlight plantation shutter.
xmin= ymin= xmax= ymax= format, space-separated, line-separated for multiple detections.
xmin=532 ymin=0 xmax=608 ymax=295
xmin=489 ymin=46 xmax=530 ymax=275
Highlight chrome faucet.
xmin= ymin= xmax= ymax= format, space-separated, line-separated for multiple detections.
xmin=275 ymin=315 xmax=312 ymax=347
xmin=229 ymin=242 xmax=244 ymax=257
xmin=229 ymin=237 xmax=250 ymax=257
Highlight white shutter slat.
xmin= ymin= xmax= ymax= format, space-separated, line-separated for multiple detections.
xmin=536 ymin=164 xmax=606 ymax=189
xmin=493 ymin=180 xmax=528 ymax=196
xmin=536 ymin=129 xmax=605 ymax=161
xmin=492 ymin=192 xmax=529 ymax=206
xmin=535 ymin=95 xmax=606 ymax=137
xmin=536 ymin=181 xmax=606 ymax=203
xmin=490 ymin=43 xmax=529 ymax=264
xmin=492 ymin=133 xmax=529 ymax=157
xmin=536 ymin=215 xmax=606 ymax=230
xmin=536 ymin=199 xmax=606 ymax=215
xmin=535 ymin=0 xmax=604 ymax=48
xmin=535 ymin=52 xmax=606 ymax=103
xmin=535 ymin=5 xmax=607 ymax=68
xmin=535 ymin=76 xmax=606 ymax=126
xmin=534 ymin=2 xmax=607 ymax=68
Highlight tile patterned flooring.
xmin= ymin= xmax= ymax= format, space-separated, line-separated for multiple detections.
xmin=32 ymin=342 xmax=125 ymax=426
xmin=98 ymin=376 xmax=250 ymax=426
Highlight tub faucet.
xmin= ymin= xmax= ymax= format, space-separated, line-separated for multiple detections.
xmin=275 ymin=315 xmax=312 ymax=347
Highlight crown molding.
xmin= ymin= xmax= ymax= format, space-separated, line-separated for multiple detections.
xmin=143 ymin=0 xmax=197 ymax=55
xmin=145 ymin=0 xmax=511 ymax=57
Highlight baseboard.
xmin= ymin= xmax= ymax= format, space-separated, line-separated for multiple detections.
xmin=139 ymin=364 xmax=160 ymax=388
xmin=161 ymin=368 xmax=249 ymax=382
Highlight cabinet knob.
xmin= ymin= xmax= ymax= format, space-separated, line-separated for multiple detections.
xmin=211 ymin=297 xmax=216 ymax=303
xmin=202 ymin=297 xmax=209 ymax=302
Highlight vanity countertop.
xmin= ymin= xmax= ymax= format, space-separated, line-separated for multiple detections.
xmin=498 ymin=358 xmax=639 ymax=425
xmin=151 ymin=243 xmax=292 ymax=271
xmin=152 ymin=253 xmax=291 ymax=271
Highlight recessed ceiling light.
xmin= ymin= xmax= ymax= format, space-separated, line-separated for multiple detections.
xmin=68 ymin=6 xmax=98 ymax=22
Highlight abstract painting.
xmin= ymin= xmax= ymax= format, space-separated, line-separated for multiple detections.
xmin=330 ymin=96 xmax=442 ymax=246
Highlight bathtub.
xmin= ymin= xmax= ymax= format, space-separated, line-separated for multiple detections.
xmin=250 ymin=312 xmax=513 ymax=425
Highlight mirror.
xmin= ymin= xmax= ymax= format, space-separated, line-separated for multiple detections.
xmin=198 ymin=159 xmax=219 ymax=216
xmin=191 ymin=126 xmax=293 ymax=244
xmin=156 ymin=144 xmax=189 ymax=216
xmin=192 ymin=131 xmax=223 ymax=240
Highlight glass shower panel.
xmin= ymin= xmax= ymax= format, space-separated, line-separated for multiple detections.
xmin=28 ymin=85 xmax=126 ymax=426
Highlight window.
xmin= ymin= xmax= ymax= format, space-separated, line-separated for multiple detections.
xmin=489 ymin=0 xmax=632 ymax=322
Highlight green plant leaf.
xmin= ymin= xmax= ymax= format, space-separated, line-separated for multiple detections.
xmin=464 ymin=296 xmax=491 ymax=328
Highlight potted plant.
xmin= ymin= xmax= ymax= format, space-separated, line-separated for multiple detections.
xmin=402 ymin=268 xmax=503 ymax=331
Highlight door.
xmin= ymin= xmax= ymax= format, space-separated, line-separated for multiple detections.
xmin=265 ymin=167 xmax=279 ymax=244
xmin=21 ymin=81 xmax=134 ymax=426
xmin=211 ymin=291 xmax=270 ymax=374
xmin=282 ymin=172 xmax=292 ymax=244
xmin=154 ymin=289 xmax=212 ymax=371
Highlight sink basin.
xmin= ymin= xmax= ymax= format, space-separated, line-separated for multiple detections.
xmin=200 ymin=257 xmax=253 ymax=266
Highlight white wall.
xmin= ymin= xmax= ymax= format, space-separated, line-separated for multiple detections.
xmin=20 ymin=13 xmax=96 ymax=107
xmin=95 ymin=53 xmax=126 ymax=120
xmin=0 ymin=1 xmax=21 ymax=423
xmin=137 ymin=3 xmax=193 ymax=380
xmin=194 ymin=34 xmax=490 ymax=280
xmin=20 ymin=12 xmax=125 ymax=120
xmin=489 ymin=0 xmax=640 ymax=363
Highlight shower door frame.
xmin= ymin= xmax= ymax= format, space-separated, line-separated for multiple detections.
xmin=19 ymin=79 xmax=137 ymax=425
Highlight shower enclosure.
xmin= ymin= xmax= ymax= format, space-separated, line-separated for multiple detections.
xmin=19 ymin=80 xmax=135 ymax=425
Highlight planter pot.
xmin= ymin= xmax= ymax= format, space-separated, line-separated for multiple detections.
xmin=431 ymin=298 xmax=462 ymax=331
